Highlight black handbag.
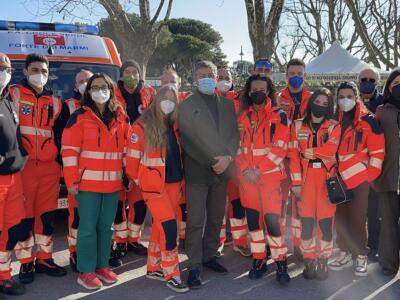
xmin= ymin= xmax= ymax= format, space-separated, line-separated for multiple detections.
xmin=326 ymin=173 xmax=353 ymax=205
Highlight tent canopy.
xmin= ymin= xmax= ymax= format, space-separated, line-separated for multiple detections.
xmin=306 ymin=41 xmax=377 ymax=74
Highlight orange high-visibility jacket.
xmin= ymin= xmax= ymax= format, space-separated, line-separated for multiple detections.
xmin=61 ymin=106 xmax=128 ymax=193
xmin=178 ymin=91 xmax=192 ymax=103
xmin=115 ymin=84 xmax=156 ymax=112
xmin=337 ymin=102 xmax=385 ymax=189
xmin=9 ymin=83 xmax=62 ymax=162
xmin=216 ymin=90 xmax=240 ymax=113
xmin=278 ymin=87 xmax=312 ymax=122
xmin=236 ymin=101 xmax=289 ymax=184
xmin=288 ymin=118 xmax=341 ymax=185
xmin=125 ymin=122 xmax=182 ymax=196
xmin=64 ymin=98 xmax=81 ymax=116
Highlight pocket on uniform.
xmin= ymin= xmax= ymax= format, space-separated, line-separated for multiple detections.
xmin=138 ymin=166 xmax=163 ymax=194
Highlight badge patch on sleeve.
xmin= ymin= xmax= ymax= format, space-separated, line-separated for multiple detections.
xmin=131 ymin=133 xmax=139 ymax=144
xmin=21 ymin=105 xmax=32 ymax=116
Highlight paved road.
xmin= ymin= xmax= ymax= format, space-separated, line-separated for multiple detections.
xmin=8 ymin=213 xmax=400 ymax=300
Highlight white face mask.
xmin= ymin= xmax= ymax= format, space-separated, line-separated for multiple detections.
xmin=78 ymin=82 xmax=87 ymax=95
xmin=217 ymin=80 xmax=232 ymax=94
xmin=0 ymin=70 xmax=11 ymax=89
xmin=28 ymin=73 xmax=48 ymax=88
xmin=167 ymin=83 xmax=178 ymax=90
xmin=338 ymin=97 xmax=356 ymax=112
xmin=91 ymin=89 xmax=110 ymax=104
xmin=160 ymin=99 xmax=176 ymax=115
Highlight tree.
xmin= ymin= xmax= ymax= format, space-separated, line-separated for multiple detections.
xmin=147 ymin=18 xmax=228 ymax=82
xmin=244 ymin=0 xmax=285 ymax=61
xmin=39 ymin=0 xmax=174 ymax=78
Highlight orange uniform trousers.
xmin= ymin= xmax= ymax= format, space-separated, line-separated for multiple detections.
xmin=241 ymin=179 xmax=287 ymax=261
xmin=19 ymin=160 xmax=61 ymax=261
xmin=146 ymin=182 xmax=181 ymax=280
xmin=0 ymin=172 xmax=33 ymax=279
xmin=298 ymin=167 xmax=336 ymax=259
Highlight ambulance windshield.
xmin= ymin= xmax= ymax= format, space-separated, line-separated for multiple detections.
xmin=10 ymin=61 xmax=120 ymax=100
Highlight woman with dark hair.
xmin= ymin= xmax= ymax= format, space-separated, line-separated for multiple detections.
xmin=61 ymin=73 xmax=128 ymax=290
xmin=236 ymin=75 xmax=290 ymax=284
xmin=125 ymin=86 xmax=189 ymax=293
xmin=373 ymin=68 xmax=400 ymax=277
xmin=328 ymin=81 xmax=385 ymax=277
xmin=288 ymin=88 xmax=340 ymax=280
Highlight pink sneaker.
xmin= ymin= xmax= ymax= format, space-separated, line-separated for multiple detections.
xmin=77 ymin=272 xmax=102 ymax=290
xmin=95 ymin=267 xmax=118 ymax=284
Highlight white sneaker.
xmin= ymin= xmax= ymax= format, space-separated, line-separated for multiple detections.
xmin=328 ymin=251 xmax=352 ymax=271
xmin=354 ymin=255 xmax=368 ymax=277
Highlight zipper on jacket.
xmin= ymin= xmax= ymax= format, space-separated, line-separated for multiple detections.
xmin=39 ymin=106 xmax=44 ymax=126
xmin=262 ymin=128 xmax=266 ymax=144
xmin=98 ymin=128 xmax=101 ymax=147
xmin=115 ymin=133 xmax=119 ymax=148
xmin=346 ymin=137 xmax=351 ymax=152
xmin=34 ymin=98 xmax=39 ymax=161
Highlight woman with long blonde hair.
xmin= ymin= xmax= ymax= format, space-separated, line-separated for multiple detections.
xmin=126 ymin=86 xmax=188 ymax=293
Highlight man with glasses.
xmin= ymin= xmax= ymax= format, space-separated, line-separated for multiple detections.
xmin=358 ymin=67 xmax=384 ymax=262
xmin=358 ymin=68 xmax=384 ymax=114
xmin=253 ymin=58 xmax=273 ymax=77
xmin=0 ymin=52 xmax=30 ymax=296
xmin=9 ymin=53 xmax=67 ymax=284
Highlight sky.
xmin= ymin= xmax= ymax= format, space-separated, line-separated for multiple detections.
xmin=0 ymin=0 xmax=254 ymax=65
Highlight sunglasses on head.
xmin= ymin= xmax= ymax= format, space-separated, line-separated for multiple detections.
xmin=255 ymin=61 xmax=273 ymax=69
xmin=360 ymin=78 xmax=376 ymax=83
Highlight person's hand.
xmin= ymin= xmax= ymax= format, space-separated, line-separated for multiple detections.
xmin=212 ymin=156 xmax=231 ymax=174
xmin=243 ymin=169 xmax=259 ymax=183
xmin=304 ymin=148 xmax=314 ymax=159
xmin=291 ymin=186 xmax=302 ymax=198
xmin=68 ymin=184 xmax=79 ymax=195
xmin=0 ymin=155 xmax=5 ymax=166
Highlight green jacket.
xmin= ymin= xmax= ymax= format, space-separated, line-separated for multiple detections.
xmin=178 ymin=90 xmax=239 ymax=184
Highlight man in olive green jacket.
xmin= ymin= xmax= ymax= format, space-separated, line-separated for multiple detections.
xmin=178 ymin=61 xmax=239 ymax=289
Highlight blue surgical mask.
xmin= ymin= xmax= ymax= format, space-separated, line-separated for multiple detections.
xmin=198 ymin=78 xmax=217 ymax=95
xmin=288 ymin=75 xmax=304 ymax=89
xmin=360 ymin=81 xmax=376 ymax=94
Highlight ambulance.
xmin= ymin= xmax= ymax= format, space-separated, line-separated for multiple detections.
xmin=0 ymin=20 xmax=122 ymax=208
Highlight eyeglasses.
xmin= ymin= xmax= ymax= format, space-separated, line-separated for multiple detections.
xmin=0 ymin=67 xmax=13 ymax=74
xmin=255 ymin=61 xmax=273 ymax=69
xmin=360 ymin=78 xmax=376 ymax=83
xmin=90 ymin=85 xmax=109 ymax=92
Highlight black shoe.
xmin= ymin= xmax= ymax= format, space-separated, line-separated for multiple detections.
xmin=248 ymin=259 xmax=267 ymax=280
xmin=19 ymin=262 xmax=34 ymax=284
xmin=179 ymin=239 xmax=185 ymax=252
xmin=293 ymin=247 xmax=304 ymax=263
xmin=266 ymin=245 xmax=272 ymax=260
xmin=70 ymin=252 xmax=78 ymax=273
xmin=316 ymin=258 xmax=328 ymax=281
xmin=303 ymin=259 xmax=317 ymax=280
xmin=382 ymin=267 xmax=397 ymax=277
xmin=202 ymin=258 xmax=228 ymax=273
xmin=166 ymin=277 xmax=189 ymax=293
xmin=368 ymin=249 xmax=379 ymax=262
xmin=127 ymin=242 xmax=147 ymax=256
xmin=0 ymin=279 xmax=25 ymax=295
xmin=109 ymin=243 xmax=123 ymax=267
xmin=276 ymin=260 xmax=290 ymax=285
xmin=116 ymin=242 xmax=128 ymax=258
xmin=35 ymin=258 xmax=67 ymax=277
xmin=187 ymin=268 xmax=202 ymax=289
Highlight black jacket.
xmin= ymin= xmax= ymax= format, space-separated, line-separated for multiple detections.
xmin=0 ymin=90 xmax=27 ymax=175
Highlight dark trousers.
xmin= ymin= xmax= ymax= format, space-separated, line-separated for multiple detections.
xmin=335 ymin=182 xmax=369 ymax=256
xmin=378 ymin=192 xmax=400 ymax=273
xmin=367 ymin=188 xmax=380 ymax=251
xmin=185 ymin=181 xmax=227 ymax=269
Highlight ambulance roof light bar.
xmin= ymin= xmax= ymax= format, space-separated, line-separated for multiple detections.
xmin=0 ymin=20 xmax=99 ymax=35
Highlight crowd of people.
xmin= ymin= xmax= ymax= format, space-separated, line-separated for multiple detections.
xmin=0 ymin=50 xmax=399 ymax=296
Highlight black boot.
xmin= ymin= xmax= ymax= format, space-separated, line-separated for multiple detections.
xmin=109 ymin=244 xmax=122 ymax=268
xmin=316 ymin=258 xmax=328 ymax=281
xmin=127 ymin=242 xmax=147 ymax=256
xmin=19 ymin=262 xmax=34 ymax=284
xmin=303 ymin=259 xmax=317 ymax=279
xmin=116 ymin=242 xmax=128 ymax=258
xmin=35 ymin=258 xmax=67 ymax=277
xmin=248 ymin=259 xmax=267 ymax=280
xmin=276 ymin=260 xmax=290 ymax=285
xmin=70 ymin=251 xmax=78 ymax=273
xmin=187 ymin=268 xmax=202 ymax=289
xmin=266 ymin=245 xmax=272 ymax=260
xmin=293 ymin=246 xmax=304 ymax=263
xmin=0 ymin=279 xmax=25 ymax=295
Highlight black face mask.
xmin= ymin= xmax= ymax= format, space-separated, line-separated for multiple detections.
xmin=250 ymin=91 xmax=266 ymax=105
xmin=391 ymin=84 xmax=400 ymax=99
xmin=311 ymin=102 xmax=329 ymax=118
